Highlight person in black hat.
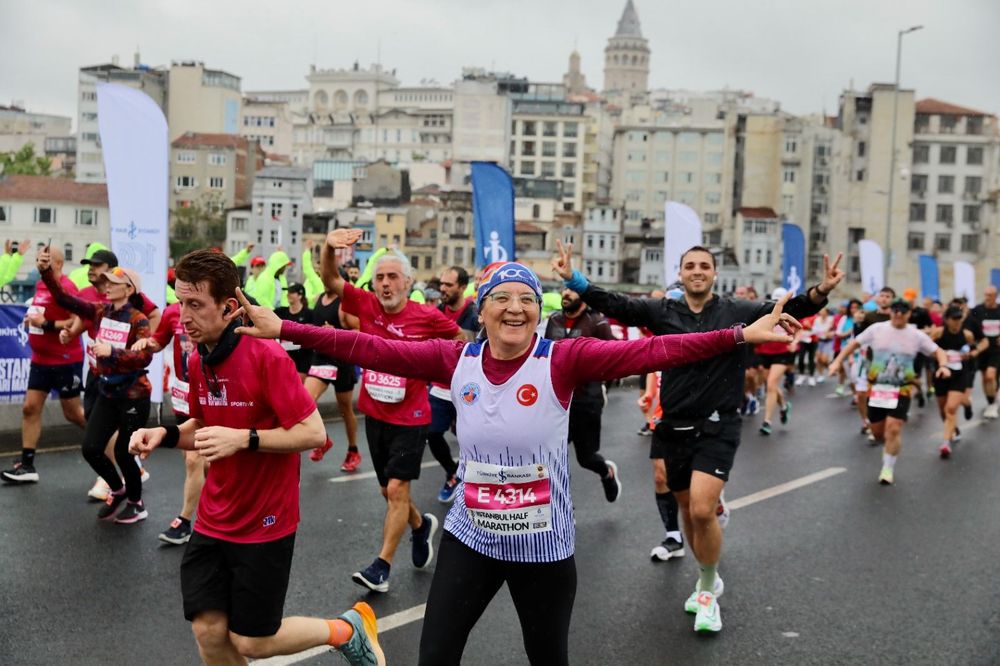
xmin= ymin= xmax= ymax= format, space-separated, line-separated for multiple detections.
xmin=275 ymin=282 xmax=313 ymax=380
xmin=929 ymin=305 xmax=987 ymax=458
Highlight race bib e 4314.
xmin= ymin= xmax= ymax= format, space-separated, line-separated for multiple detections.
xmin=463 ymin=461 xmax=553 ymax=536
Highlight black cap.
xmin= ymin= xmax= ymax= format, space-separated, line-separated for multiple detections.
xmin=81 ymin=249 xmax=119 ymax=267
xmin=890 ymin=298 xmax=912 ymax=313
xmin=285 ymin=282 xmax=306 ymax=296
xmin=945 ymin=306 xmax=964 ymax=320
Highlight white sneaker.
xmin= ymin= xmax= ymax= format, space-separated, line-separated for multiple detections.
xmin=984 ymin=404 xmax=999 ymax=420
xmin=816 ymin=375 xmax=826 ymax=384
xmin=685 ymin=574 xmax=725 ymax=613
xmin=88 ymin=477 xmax=111 ymax=502
xmin=693 ymin=591 xmax=723 ymax=632
xmin=795 ymin=375 xmax=806 ymax=386
xmin=808 ymin=376 xmax=816 ymax=387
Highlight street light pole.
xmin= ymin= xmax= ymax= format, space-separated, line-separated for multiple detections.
xmin=884 ymin=25 xmax=923 ymax=284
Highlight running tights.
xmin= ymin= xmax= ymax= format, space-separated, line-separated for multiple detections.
xmin=797 ymin=341 xmax=817 ymax=376
xmin=567 ymin=402 xmax=608 ymax=477
xmin=419 ymin=531 xmax=576 ymax=666
xmin=80 ymin=395 xmax=150 ymax=501
xmin=426 ymin=431 xmax=459 ymax=478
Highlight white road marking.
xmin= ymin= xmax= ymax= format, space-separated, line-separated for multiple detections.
xmin=329 ymin=461 xmax=438 ymax=484
xmin=0 ymin=445 xmax=80 ymax=458
xmin=263 ymin=467 xmax=847 ymax=664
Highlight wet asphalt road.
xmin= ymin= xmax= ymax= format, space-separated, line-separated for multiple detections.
xmin=1 ymin=381 xmax=998 ymax=665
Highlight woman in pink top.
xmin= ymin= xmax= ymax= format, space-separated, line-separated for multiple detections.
xmin=234 ymin=253 xmax=799 ymax=666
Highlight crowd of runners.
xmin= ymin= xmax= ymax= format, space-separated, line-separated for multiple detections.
xmin=3 ymin=231 xmax=998 ymax=665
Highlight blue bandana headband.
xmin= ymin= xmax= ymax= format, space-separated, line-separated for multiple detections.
xmin=477 ymin=262 xmax=543 ymax=308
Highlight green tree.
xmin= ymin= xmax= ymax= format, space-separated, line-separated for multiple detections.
xmin=0 ymin=143 xmax=52 ymax=176
xmin=169 ymin=192 xmax=227 ymax=258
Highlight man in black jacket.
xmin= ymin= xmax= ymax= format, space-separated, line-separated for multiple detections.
xmin=552 ymin=242 xmax=844 ymax=633
xmin=544 ymin=288 xmax=620 ymax=502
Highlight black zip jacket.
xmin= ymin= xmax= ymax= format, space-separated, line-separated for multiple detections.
xmin=580 ymin=284 xmax=827 ymax=420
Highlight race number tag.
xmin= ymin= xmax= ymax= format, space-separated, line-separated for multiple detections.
xmin=463 ymin=461 xmax=552 ymax=536
xmin=429 ymin=384 xmax=452 ymax=402
xmin=97 ymin=318 xmax=130 ymax=349
xmin=280 ymin=339 xmax=301 ymax=351
xmin=169 ymin=376 xmax=190 ymax=416
xmin=946 ymin=350 xmax=964 ymax=372
xmin=26 ymin=305 xmax=45 ymax=335
xmin=983 ymin=320 xmax=1000 ymax=338
xmin=363 ymin=370 xmax=406 ymax=403
xmin=307 ymin=365 xmax=339 ymax=381
xmin=869 ymin=383 xmax=900 ymax=409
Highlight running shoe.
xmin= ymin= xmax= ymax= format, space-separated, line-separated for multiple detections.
xmin=746 ymin=396 xmax=760 ymax=415
xmin=964 ymin=404 xmax=974 ymax=421
xmin=868 ymin=433 xmax=879 ymax=446
xmin=602 ymin=461 xmax=622 ymax=502
xmin=650 ymin=536 xmax=685 ymax=561
xmin=952 ymin=427 xmax=962 ymax=443
xmin=159 ymin=517 xmax=192 ymax=545
xmin=759 ymin=421 xmax=772 ymax=436
xmin=835 ymin=384 xmax=846 ymax=396
xmin=878 ymin=467 xmax=894 ymax=485
xmin=310 ymin=437 xmax=334 ymax=462
xmin=341 ymin=449 xmax=362 ymax=473
xmin=437 ymin=476 xmax=460 ymax=504
xmin=984 ymin=404 xmax=999 ymax=420
xmin=808 ymin=376 xmax=816 ymax=387
xmin=915 ymin=390 xmax=926 ymax=408
xmin=780 ymin=402 xmax=791 ymax=424
xmin=685 ymin=574 xmax=725 ymax=613
xmin=860 ymin=423 xmax=871 ymax=436
xmin=939 ymin=442 xmax=952 ymax=459
xmin=334 ymin=602 xmax=385 ymax=666
xmin=97 ymin=491 xmax=128 ymax=520
xmin=88 ymin=476 xmax=111 ymax=501
xmin=411 ymin=513 xmax=438 ymax=569
xmin=716 ymin=491 xmax=730 ymax=529
xmin=694 ymin=591 xmax=723 ymax=633
xmin=637 ymin=424 xmax=652 ymax=437
xmin=816 ymin=375 xmax=825 ymax=385
xmin=114 ymin=500 xmax=148 ymax=524
xmin=352 ymin=558 xmax=390 ymax=593
xmin=927 ymin=386 xmax=935 ymax=397
xmin=2 ymin=462 xmax=39 ymax=484
xmin=795 ymin=375 xmax=806 ymax=387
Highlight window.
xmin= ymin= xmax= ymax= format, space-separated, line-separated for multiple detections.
xmin=938 ymin=175 xmax=954 ymax=194
xmin=679 ymin=151 xmax=697 ymax=163
xmin=655 ymin=151 xmax=670 ymax=163
xmin=705 ymin=152 xmax=723 ymax=165
xmin=271 ymin=203 xmax=283 ymax=219
xmin=0 ymin=205 xmax=7 ymax=223
xmin=909 ymin=203 xmax=926 ymax=222
xmin=543 ymin=121 xmax=557 ymax=137
xmin=966 ymin=117 xmax=983 ymax=135
xmin=455 ymin=216 xmax=466 ymax=235
xmin=209 ymin=177 xmax=225 ymax=189
xmin=913 ymin=144 xmax=929 ymax=163
xmin=911 ymin=174 xmax=927 ymax=193
xmin=967 ymin=146 xmax=984 ymax=165
xmin=563 ymin=182 xmax=575 ymax=198
xmin=562 ymin=163 xmax=576 ymax=178
xmin=76 ymin=209 xmax=96 ymax=226
xmin=522 ymin=121 xmax=536 ymax=136
xmin=935 ymin=234 xmax=951 ymax=251
xmin=532 ymin=204 xmax=541 ymax=219
xmin=176 ymin=175 xmax=196 ymax=188
xmin=965 ymin=176 xmax=982 ymax=195
xmin=563 ymin=143 xmax=577 ymax=159
xmin=940 ymin=116 xmax=957 ymax=133
xmin=81 ymin=91 xmax=97 ymax=101
xmin=257 ymin=229 xmax=263 ymax=243
xmin=626 ymin=171 xmax=644 ymax=182
xmin=208 ymin=153 xmax=227 ymax=166
xmin=270 ymin=229 xmax=279 ymax=244
xmin=783 ymin=170 xmax=796 ymax=183
xmin=34 ymin=207 xmax=54 ymax=224
xmin=627 ymin=151 xmax=646 ymax=162
xmin=441 ymin=245 xmax=449 ymax=264
xmin=785 ymin=138 xmax=797 ymax=153
xmin=424 ymin=256 xmax=432 ymax=270
xmin=744 ymin=249 xmax=750 ymax=264
xmin=563 ymin=122 xmax=578 ymax=138
xmin=522 ymin=141 xmax=535 ymax=156
xmin=914 ymin=114 xmax=930 ymax=132
xmin=856 ymin=169 xmax=865 ymax=181
xmin=679 ymin=132 xmax=699 ymax=144
xmin=857 ymin=141 xmax=866 ymax=157
xmin=410 ymin=255 xmax=419 ymax=270
xmin=63 ymin=243 xmax=73 ymax=262
xmin=177 ymin=151 xmax=196 ymax=164
xmin=704 ymin=212 xmax=719 ymax=224
xmin=936 ymin=204 xmax=953 ymax=223
xmin=907 ymin=232 xmax=924 ymax=250
xmin=520 ymin=161 xmax=535 ymax=176
xmin=939 ymin=146 xmax=956 ymax=164
xmin=961 ymin=234 xmax=979 ymax=253
xmin=682 ymin=172 xmax=694 ymax=184
xmin=231 ymin=217 xmax=247 ymax=232
xmin=542 ymin=142 xmax=557 ymax=157
xmin=963 ymin=205 xmax=980 ymax=224
xmin=705 ymin=192 xmax=721 ymax=205
xmin=541 ymin=162 xmax=556 ymax=177
xmin=292 ymin=204 xmax=299 ymax=218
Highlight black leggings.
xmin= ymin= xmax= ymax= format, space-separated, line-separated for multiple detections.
xmin=567 ymin=401 xmax=607 ymax=477
xmin=81 ymin=395 xmax=150 ymax=502
xmin=419 ymin=531 xmax=576 ymax=666
xmin=797 ymin=341 xmax=817 ymax=376
xmin=427 ymin=432 xmax=458 ymax=478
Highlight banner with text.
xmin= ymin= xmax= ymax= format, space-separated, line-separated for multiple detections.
xmin=953 ymin=261 xmax=975 ymax=305
xmin=0 ymin=305 xmax=31 ymax=404
xmin=857 ymin=240 xmax=884 ymax=295
xmin=781 ymin=222 xmax=805 ymax=295
xmin=664 ymin=202 xmax=703 ymax=286
xmin=98 ymin=83 xmax=169 ymax=402
xmin=918 ymin=254 xmax=940 ymax=300
xmin=471 ymin=162 xmax=515 ymax=268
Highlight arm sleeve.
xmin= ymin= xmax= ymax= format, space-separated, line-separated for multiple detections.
xmin=552 ymin=329 xmax=739 ymax=388
xmin=579 ymin=282 xmax=657 ymax=327
xmin=229 ymin=248 xmax=250 ymax=267
xmin=281 ymin=320 xmax=464 ymax=385
xmin=41 ymin=270 xmax=98 ymax=322
xmin=340 ymin=282 xmax=367 ymax=317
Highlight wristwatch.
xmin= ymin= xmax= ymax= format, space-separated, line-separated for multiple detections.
xmin=248 ymin=428 xmax=260 ymax=452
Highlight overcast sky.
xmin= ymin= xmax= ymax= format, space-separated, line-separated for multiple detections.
xmin=3 ymin=0 xmax=998 ymax=126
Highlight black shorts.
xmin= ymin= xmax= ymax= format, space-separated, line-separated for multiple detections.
xmin=307 ymin=356 xmax=358 ymax=393
xmin=977 ymin=347 xmax=1000 ymax=372
xmin=365 ymin=417 xmax=427 ymax=487
xmin=934 ymin=371 xmax=969 ymax=396
xmin=181 ymin=531 xmax=296 ymax=638
xmin=867 ymin=396 xmax=912 ymax=423
xmin=649 ymin=414 xmax=741 ymax=491
xmin=28 ymin=362 xmax=83 ymax=399
xmin=760 ymin=353 xmax=794 ymax=369
xmin=287 ymin=349 xmax=312 ymax=375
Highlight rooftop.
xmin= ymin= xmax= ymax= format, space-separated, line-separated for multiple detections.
xmin=171 ymin=132 xmax=248 ymax=149
xmin=915 ymin=98 xmax=994 ymax=118
xmin=738 ymin=207 xmax=778 ymax=219
xmin=614 ymin=0 xmax=643 ymax=38
xmin=0 ymin=175 xmax=108 ymax=206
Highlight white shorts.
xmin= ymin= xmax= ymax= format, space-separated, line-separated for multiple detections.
xmin=850 ymin=357 xmax=869 ymax=393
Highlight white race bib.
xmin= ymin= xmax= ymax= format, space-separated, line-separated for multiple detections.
xmin=463 ymin=460 xmax=553 ymax=536
xmin=429 ymin=385 xmax=452 ymax=402
xmin=869 ymin=383 xmax=900 ymax=409
xmin=983 ymin=320 xmax=999 ymax=338
xmin=280 ymin=339 xmax=301 ymax=351
xmin=97 ymin=318 xmax=130 ymax=349
xmin=307 ymin=365 xmax=339 ymax=381
xmin=363 ymin=370 xmax=406 ymax=403
xmin=26 ymin=305 xmax=45 ymax=335
xmin=946 ymin=350 xmax=964 ymax=372
xmin=169 ymin=376 xmax=190 ymax=416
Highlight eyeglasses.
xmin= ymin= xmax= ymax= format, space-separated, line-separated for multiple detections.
xmin=486 ymin=292 xmax=540 ymax=308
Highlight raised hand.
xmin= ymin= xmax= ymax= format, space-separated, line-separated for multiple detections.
xmin=819 ymin=253 xmax=845 ymax=294
xmin=18 ymin=238 xmax=30 ymax=255
xmin=36 ymin=247 xmax=50 ymax=272
xmin=326 ymin=228 xmax=364 ymax=249
xmin=743 ymin=292 xmax=801 ymax=345
xmin=232 ymin=287 xmax=283 ymax=339
xmin=551 ymin=239 xmax=574 ymax=280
